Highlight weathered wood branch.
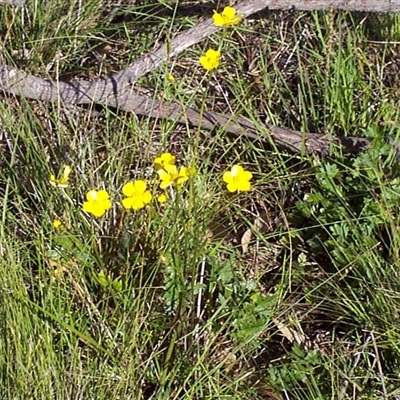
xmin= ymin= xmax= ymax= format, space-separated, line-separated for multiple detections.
xmin=0 ymin=0 xmax=394 ymax=155
xmin=0 ymin=0 xmax=26 ymax=5
xmin=237 ymin=0 xmax=400 ymax=12
xmin=0 ymin=64 xmax=370 ymax=154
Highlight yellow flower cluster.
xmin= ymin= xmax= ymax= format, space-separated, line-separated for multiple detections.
xmin=50 ymin=6 xmax=251 ymax=226
xmin=78 ymin=152 xmax=195 ymax=218
xmin=199 ymin=7 xmax=242 ymax=72
xmin=155 ymin=152 xmax=195 ymax=190
xmin=50 ymin=155 xmax=252 ymax=223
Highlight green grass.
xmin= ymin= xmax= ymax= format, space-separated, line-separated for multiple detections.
xmin=2 ymin=1 xmax=400 ymax=399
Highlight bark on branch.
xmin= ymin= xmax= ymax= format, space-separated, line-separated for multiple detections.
xmin=0 ymin=0 xmax=394 ymax=155
xmin=237 ymin=0 xmax=400 ymax=12
xmin=0 ymin=0 xmax=26 ymax=5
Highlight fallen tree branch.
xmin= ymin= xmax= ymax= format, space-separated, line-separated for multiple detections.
xmin=0 ymin=0 xmax=391 ymax=154
xmin=0 ymin=0 xmax=26 ymax=5
xmin=0 ymin=64 xmax=370 ymax=154
xmin=237 ymin=0 xmax=400 ymax=12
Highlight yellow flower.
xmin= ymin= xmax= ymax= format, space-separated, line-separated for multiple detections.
xmin=157 ymin=193 xmax=168 ymax=203
xmin=213 ymin=6 xmax=242 ymax=27
xmin=122 ymin=180 xmax=152 ymax=210
xmin=49 ymin=165 xmax=72 ymax=188
xmin=199 ymin=49 xmax=221 ymax=71
xmin=158 ymin=165 xmax=190 ymax=189
xmin=223 ymin=165 xmax=253 ymax=192
xmin=52 ymin=219 xmax=62 ymax=229
xmin=167 ymin=73 xmax=175 ymax=82
xmin=82 ymin=189 xmax=112 ymax=217
xmin=154 ymin=152 xmax=176 ymax=170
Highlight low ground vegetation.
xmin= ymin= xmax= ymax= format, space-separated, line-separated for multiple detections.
xmin=1 ymin=1 xmax=400 ymax=399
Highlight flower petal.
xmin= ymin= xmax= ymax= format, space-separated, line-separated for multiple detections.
xmin=237 ymin=181 xmax=251 ymax=192
xmin=242 ymin=171 xmax=253 ymax=181
xmin=142 ymin=191 xmax=152 ymax=204
xmin=100 ymin=199 xmax=112 ymax=210
xmin=161 ymin=153 xmax=175 ymax=163
xmin=223 ymin=171 xmax=233 ymax=183
xmin=92 ymin=207 xmax=106 ymax=218
xmin=122 ymin=182 xmax=135 ymax=196
xmin=133 ymin=180 xmax=147 ymax=194
xmin=231 ymin=165 xmax=243 ymax=176
xmin=130 ymin=198 xmax=145 ymax=210
xmin=122 ymin=197 xmax=133 ymax=209
xmin=226 ymin=182 xmax=238 ymax=193
xmin=164 ymin=164 xmax=178 ymax=175
xmin=212 ymin=11 xmax=225 ymax=26
xmin=222 ymin=6 xmax=236 ymax=18
xmin=86 ymin=190 xmax=98 ymax=201
xmin=83 ymin=201 xmax=93 ymax=213
xmin=160 ymin=180 xmax=172 ymax=189
xmin=97 ymin=190 xmax=110 ymax=201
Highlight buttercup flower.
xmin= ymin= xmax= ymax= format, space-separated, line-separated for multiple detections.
xmin=82 ymin=189 xmax=112 ymax=217
xmin=167 ymin=73 xmax=175 ymax=82
xmin=223 ymin=165 xmax=253 ymax=192
xmin=158 ymin=165 xmax=190 ymax=189
xmin=154 ymin=153 xmax=176 ymax=170
xmin=52 ymin=219 xmax=62 ymax=229
xmin=157 ymin=193 xmax=168 ymax=203
xmin=213 ymin=6 xmax=242 ymax=27
xmin=50 ymin=165 xmax=72 ymax=188
xmin=199 ymin=49 xmax=221 ymax=71
xmin=122 ymin=180 xmax=152 ymax=210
